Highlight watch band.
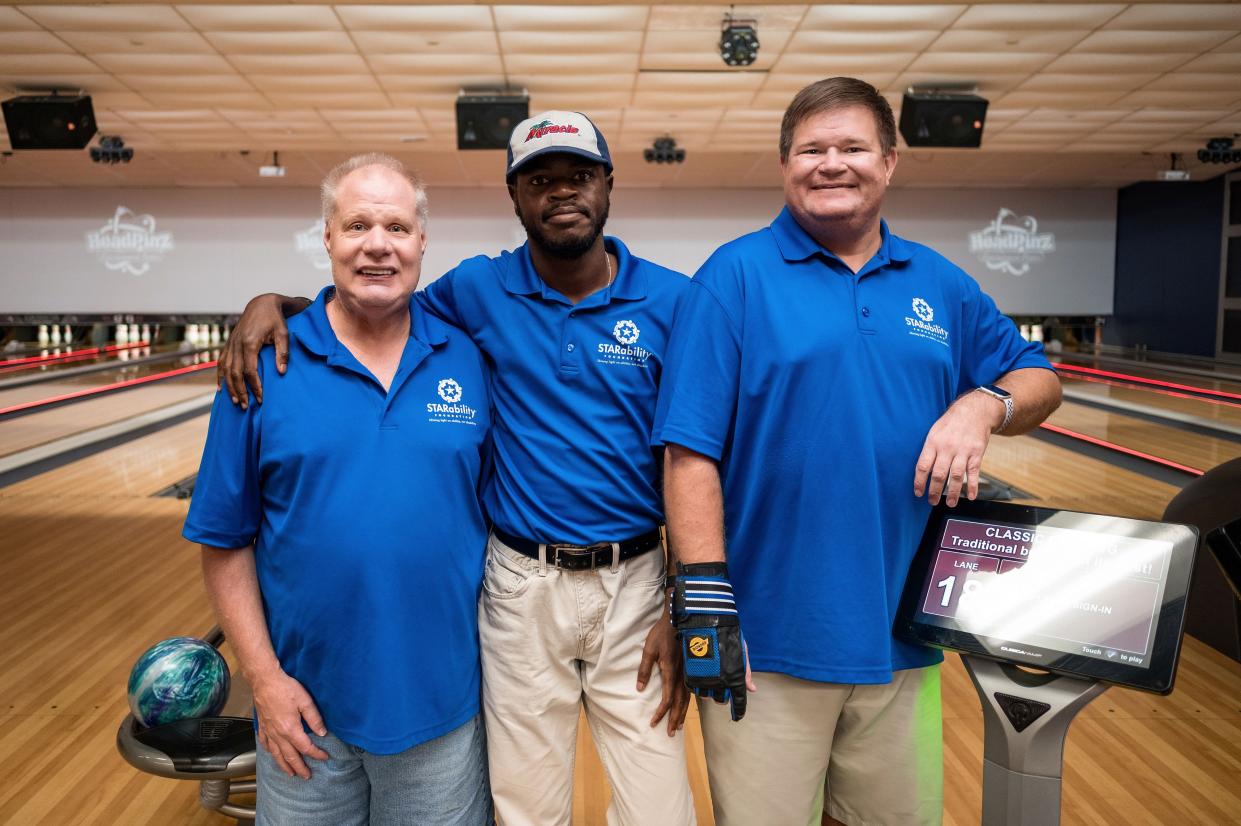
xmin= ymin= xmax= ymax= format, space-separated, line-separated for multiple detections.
xmin=976 ymin=385 xmax=1014 ymax=433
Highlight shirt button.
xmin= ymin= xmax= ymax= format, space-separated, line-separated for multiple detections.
xmin=567 ymin=343 xmax=575 ymax=352
xmin=861 ymin=307 xmax=871 ymax=317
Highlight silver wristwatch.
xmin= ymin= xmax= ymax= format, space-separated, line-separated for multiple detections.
xmin=976 ymin=384 xmax=1014 ymax=433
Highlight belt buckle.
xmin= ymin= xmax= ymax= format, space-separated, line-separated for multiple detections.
xmin=548 ymin=542 xmax=608 ymax=570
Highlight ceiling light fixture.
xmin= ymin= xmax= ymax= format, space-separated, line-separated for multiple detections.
xmin=644 ymin=136 xmax=685 ymax=165
xmin=720 ymin=10 xmax=759 ymax=67
xmin=1197 ymin=137 xmax=1241 ymax=165
xmin=89 ymin=135 xmax=132 ymax=164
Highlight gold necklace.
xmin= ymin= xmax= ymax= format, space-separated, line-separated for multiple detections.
xmin=604 ymin=247 xmax=614 ymax=288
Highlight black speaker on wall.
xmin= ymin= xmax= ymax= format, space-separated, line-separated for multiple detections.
xmin=898 ymin=91 xmax=988 ymax=148
xmin=2 ymin=94 xmax=97 ymax=149
xmin=456 ymin=92 xmax=529 ymax=150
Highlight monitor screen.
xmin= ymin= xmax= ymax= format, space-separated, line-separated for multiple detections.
xmin=894 ymin=500 xmax=1197 ymax=693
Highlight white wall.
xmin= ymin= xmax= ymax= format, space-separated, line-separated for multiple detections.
xmin=0 ymin=185 xmax=1114 ymax=315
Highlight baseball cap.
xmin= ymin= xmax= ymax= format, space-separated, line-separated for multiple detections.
xmin=506 ymin=110 xmax=612 ymax=179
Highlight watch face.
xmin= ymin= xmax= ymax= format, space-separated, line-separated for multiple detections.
xmin=981 ymin=384 xmax=1012 ymax=400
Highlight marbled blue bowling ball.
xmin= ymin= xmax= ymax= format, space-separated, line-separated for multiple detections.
xmin=127 ymin=637 xmax=230 ymax=728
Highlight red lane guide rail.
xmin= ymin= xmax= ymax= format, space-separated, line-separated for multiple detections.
xmin=1052 ymin=361 xmax=1241 ymax=405
xmin=0 ymin=341 xmax=151 ymax=374
xmin=0 ymin=361 xmax=216 ymax=418
xmin=1038 ymin=422 xmax=1204 ymax=477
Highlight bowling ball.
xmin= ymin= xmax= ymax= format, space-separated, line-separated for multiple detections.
xmin=127 ymin=636 xmax=230 ymax=728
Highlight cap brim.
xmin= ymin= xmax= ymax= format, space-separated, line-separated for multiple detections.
xmin=506 ymin=145 xmax=613 ymax=179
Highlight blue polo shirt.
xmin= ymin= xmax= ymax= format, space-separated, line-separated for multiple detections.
xmin=418 ymin=236 xmax=688 ymax=544
xmin=184 ymin=286 xmax=491 ymax=753
xmin=653 ymin=208 xmax=1053 ymax=684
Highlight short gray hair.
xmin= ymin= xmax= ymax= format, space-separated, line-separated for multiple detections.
xmin=320 ymin=152 xmax=429 ymax=229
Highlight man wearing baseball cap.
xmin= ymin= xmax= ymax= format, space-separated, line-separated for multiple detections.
xmin=217 ymin=112 xmax=697 ymax=826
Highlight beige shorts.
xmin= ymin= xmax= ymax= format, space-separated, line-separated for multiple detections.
xmin=700 ymin=667 xmax=943 ymax=826
xmin=479 ymin=533 xmax=696 ymax=826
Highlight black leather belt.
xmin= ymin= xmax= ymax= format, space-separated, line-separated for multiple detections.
xmin=493 ymin=527 xmax=662 ymax=571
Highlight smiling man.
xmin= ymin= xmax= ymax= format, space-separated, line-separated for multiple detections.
xmin=186 ymin=155 xmax=493 ymax=825
xmin=655 ymin=78 xmax=1061 ymax=825
xmin=216 ymin=114 xmax=696 ymax=826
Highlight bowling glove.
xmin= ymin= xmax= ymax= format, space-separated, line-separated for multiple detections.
xmin=671 ymin=561 xmax=748 ymax=721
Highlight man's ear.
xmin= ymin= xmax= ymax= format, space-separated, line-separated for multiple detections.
xmin=322 ymin=219 xmax=331 ymax=253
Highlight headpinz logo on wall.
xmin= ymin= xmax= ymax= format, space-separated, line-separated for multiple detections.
xmin=295 ymin=219 xmax=329 ymax=271
xmin=525 ymin=120 xmax=580 ymax=142
xmin=85 ymin=206 xmax=175 ymax=276
xmin=968 ymin=208 xmax=1056 ymax=277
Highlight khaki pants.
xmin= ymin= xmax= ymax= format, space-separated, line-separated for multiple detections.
xmin=701 ymin=668 xmax=943 ymax=826
xmin=479 ymin=533 xmax=696 ymax=826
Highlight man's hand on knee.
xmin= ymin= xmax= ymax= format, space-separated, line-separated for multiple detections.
xmin=671 ymin=561 xmax=752 ymax=721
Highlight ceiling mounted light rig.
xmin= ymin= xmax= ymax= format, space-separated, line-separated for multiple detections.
xmin=89 ymin=135 xmax=132 ymax=164
xmin=720 ymin=10 xmax=759 ymax=67
xmin=1197 ymin=137 xmax=1241 ymax=165
xmin=644 ymin=136 xmax=685 ymax=165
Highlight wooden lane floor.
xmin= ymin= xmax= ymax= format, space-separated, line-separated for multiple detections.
xmin=2 ymin=418 xmax=1239 ymax=824
xmin=0 ymin=370 xmax=216 ymax=459
xmin=1060 ymin=374 xmax=1241 ymax=430
xmin=0 ymin=350 xmax=215 ymax=409
xmin=0 ymin=343 xmax=188 ymax=381
xmin=1047 ymin=399 xmax=1241 ymax=473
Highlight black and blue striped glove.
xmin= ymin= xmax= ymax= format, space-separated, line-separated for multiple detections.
xmin=671 ymin=561 xmax=747 ymax=721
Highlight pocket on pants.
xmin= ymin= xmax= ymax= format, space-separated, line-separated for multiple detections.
xmin=482 ymin=546 xmax=535 ymax=600
xmin=623 ymin=544 xmax=668 ymax=589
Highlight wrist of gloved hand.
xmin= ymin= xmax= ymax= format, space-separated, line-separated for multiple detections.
xmin=671 ymin=561 xmax=747 ymax=721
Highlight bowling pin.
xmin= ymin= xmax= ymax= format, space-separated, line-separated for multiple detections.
xmin=117 ymin=323 xmax=129 ymax=344
xmin=210 ymin=324 xmax=221 ymax=346
xmin=61 ymin=325 xmax=72 ymax=345
xmin=141 ymin=323 xmax=151 ymax=344
xmin=1031 ymin=324 xmax=1043 ymax=343
xmin=50 ymin=325 xmax=61 ymax=346
xmin=1019 ymin=324 xmax=1031 ymax=341
xmin=223 ymin=325 xmax=230 ymax=342
xmin=185 ymin=324 xmax=198 ymax=346
xmin=37 ymin=324 xmax=49 ymax=346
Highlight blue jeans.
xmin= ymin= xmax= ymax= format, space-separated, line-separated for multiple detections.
xmin=255 ymin=714 xmax=492 ymax=826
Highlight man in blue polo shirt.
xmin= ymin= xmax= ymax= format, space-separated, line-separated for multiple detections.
xmin=186 ymin=155 xmax=492 ymax=824
xmin=656 ymin=77 xmax=1062 ymax=826
xmin=217 ymin=114 xmax=695 ymax=826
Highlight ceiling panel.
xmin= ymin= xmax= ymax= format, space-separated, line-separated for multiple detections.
xmin=205 ymin=31 xmax=358 ymax=54
xmin=56 ymin=31 xmax=216 ymax=54
xmin=801 ymin=5 xmax=965 ymax=31
xmin=352 ymin=30 xmax=498 ymax=53
xmin=1103 ymin=4 xmax=1241 ymax=31
xmin=18 ymin=5 xmax=191 ymax=32
xmin=493 ymin=6 xmax=648 ymax=31
xmin=953 ymin=5 xmax=1125 ymax=31
xmin=336 ymin=5 xmax=494 ymax=32
xmin=175 ymin=5 xmax=343 ymax=33
xmin=1072 ymin=30 xmax=1235 ymax=54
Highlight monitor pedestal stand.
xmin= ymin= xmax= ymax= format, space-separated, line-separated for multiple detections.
xmin=962 ymin=656 xmax=1108 ymax=826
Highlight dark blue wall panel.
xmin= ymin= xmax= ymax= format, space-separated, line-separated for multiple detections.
xmin=1107 ymin=178 xmax=1223 ymax=357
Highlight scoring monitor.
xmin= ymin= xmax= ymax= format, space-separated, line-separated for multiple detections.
xmin=895 ymin=499 xmax=1197 ymax=693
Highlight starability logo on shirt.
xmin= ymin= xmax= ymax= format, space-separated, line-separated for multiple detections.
xmin=905 ymin=297 xmax=949 ymax=348
xmin=597 ymin=319 xmax=652 ymax=367
xmin=427 ymin=378 xmax=476 ymax=425
xmin=525 ymin=120 xmax=580 ymax=142
xmin=85 ymin=206 xmax=174 ymax=276
xmin=968 ymin=208 xmax=1056 ymax=277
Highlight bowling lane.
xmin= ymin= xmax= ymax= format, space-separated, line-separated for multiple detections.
xmin=0 ymin=368 xmax=216 ymax=458
xmin=1055 ymin=349 xmax=1241 ymax=393
xmin=1046 ymin=400 xmax=1241 ymax=473
xmin=0 ymin=342 xmax=185 ymax=379
xmin=1059 ymin=374 xmax=1241 ymax=429
xmin=981 ymin=431 xmax=1181 ymax=520
xmin=0 ymin=349 xmax=218 ymax=410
